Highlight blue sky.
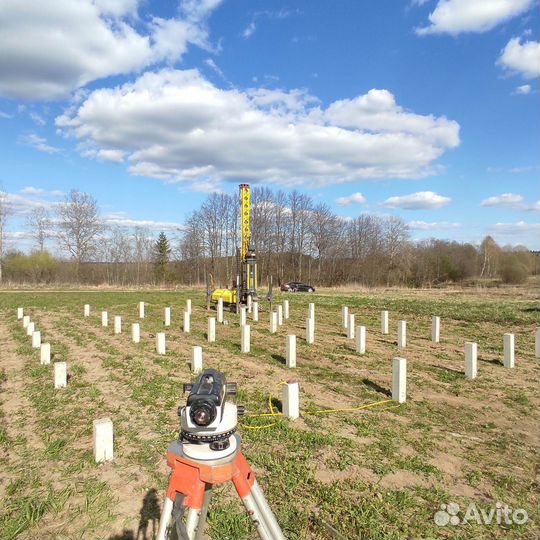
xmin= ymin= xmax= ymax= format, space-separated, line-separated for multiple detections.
xmin=0 ymin=0 xmax=538 ymax=250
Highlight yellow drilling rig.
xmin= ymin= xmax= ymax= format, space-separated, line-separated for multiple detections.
xmin=210 ymin=184 xmax=259 ymax=310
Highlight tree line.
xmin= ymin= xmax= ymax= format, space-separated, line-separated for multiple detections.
xmin=0 ymin=188 xmax=537 ymax=287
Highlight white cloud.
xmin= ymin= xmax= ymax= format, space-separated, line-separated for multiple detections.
xmin=0 ymin=0 xmax=222 ymax=100
xmin=20 ymin=133 xmax=61 ymax=154
xmin=481 ymin=193 xmax=524 ymax=208
xmin=416 ymin=0 xmax=534 ymax=35
xmin=104 ymin=212 xmax=184 ymax=231
xmin=335 ymin=192 xmax=366 ymax=207
xmin=323 ymin=89 xmax=459 ymax=148
xmin=29 ymin=112 xmax=46 ymax=126
xmin=204 ymin=58 xmax=226 ymax=79
xmin=509 ymin=165 xmax=536 ymax=174
xmin=241 ymin=9 xmax=291 ymax=39
xmin=525 ymin=200 xmax=540 ymax=212
xmin=190 ymin=180 xmax=224 ymax=194
xmin=515 ymin=84 xmax=532 ymax=95
xmin=408 ymin=220 xmax=461 ymax=230
xmin=487 ymin=165 xmax=537 ymax=174
xmin=97 ymin=149 xmax=126 ymax=163
xmin=1 ymin=192 xmax=58 ymax=216
xmin=381 ymin=191 xmax=452 ymax=210
xmin=20 ymin=186 xmax=44 ymax=195
xmin=242 ymin=21 xmax=257 ymax=39
xmin=56 ymin=69 xmax=460 ymax=188
xmin=498 ymin=37 xmax=540 ymax=79
xmin=491 ymin=221 xmax=538 ymax=234
xmin=0 ymin=110 xmax=13 ymax=119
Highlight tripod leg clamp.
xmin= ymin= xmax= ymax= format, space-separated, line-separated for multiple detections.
xmin=165 ymin=451 xmax=256 ymax=510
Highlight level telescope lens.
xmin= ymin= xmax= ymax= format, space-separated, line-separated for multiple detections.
xmin=190 ymin=400 xmax=217 ymax=427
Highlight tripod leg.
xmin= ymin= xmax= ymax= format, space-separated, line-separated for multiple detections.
xmin=156 ymin=497 xmax=174 ymax=540
xmin=250 ymin=480 xmax=286 ymax=540
xmin=194 ymin=485 xmax=212 ymax=540
xmin=185 ymin=507 xmax=200 ymax=540
xmin=239 ymin=491 xmax=273 ymax=540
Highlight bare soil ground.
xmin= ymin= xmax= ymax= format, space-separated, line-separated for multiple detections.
xmin=0 ymin=284 xmax=538 ymax=539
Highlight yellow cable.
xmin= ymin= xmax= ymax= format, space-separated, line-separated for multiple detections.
xmin=378 ymin=404 xmax=401 ymax=411
xmin=242 ymin=422 xmax=278 ymax=430
xmin=240 ymin=385 xmax=398 ymax=431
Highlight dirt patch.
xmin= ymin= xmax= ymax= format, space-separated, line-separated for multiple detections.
xmin=379 ymin=470 xmax=433 ymax=489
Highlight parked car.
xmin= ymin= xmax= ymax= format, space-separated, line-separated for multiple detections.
xmin=281 ymin=281 xmax=316 ymax=292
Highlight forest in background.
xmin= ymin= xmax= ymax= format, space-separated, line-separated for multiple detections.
xmin=0 ymin=188 xmax=538 ymax=287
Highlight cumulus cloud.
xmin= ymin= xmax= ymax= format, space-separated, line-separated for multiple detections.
xmin=0 ymin=0 xmax=222 ymax=100
xmin=515 ymin=84 xmax=532 ymax=95
xmin=335 ymin=192 xmax=366 ymax=207
xmin=481 ymin=193 xmax=524 ymax=208
xmin=381 ymin=191 xmax=451 ymax=210
xmin=416 ymin=0 xmax=534 ymax=35
xmin=96 ymin=149 xmax=126 ymax=163
xmin=20 ymin=186 xmax=45 ymax=195
xmin=56 ymin=70 xmax=460 ymax=188
xmin=525 ymin=200 xmax=540 ymax=212
xmin=104 ymin=212 xmax=184 ymax=231
xmin=20 ymin=133 xmax=61 ymax=154
xmin=491 ymin=221 xmax=538 ymax=234
xmin=407 ymin=221 xmax=461 ymax=230
xmin=498 ymin=37 xmax=540 ymax=79
xmin=1 ymin=192 xmax=58 ymax=216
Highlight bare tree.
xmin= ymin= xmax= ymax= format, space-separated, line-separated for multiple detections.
xmin=133 ymin=227 xmax=154 ymax=284
xmin=57 ymin=190 xmax=102 ymax=278
xmin=26 ymin=206 xmax=51 ymax=252
xmin=479 ymin=236 xmax=501 ymax=278
xmin=310 ymin=203 xmax=336 ymax=283
xmin=383 ymin=216 xmax=411 ymax=286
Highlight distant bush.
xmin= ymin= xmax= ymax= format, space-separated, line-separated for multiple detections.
xmin=500 ymin=255 xmax=529 ymax=284
xmin=4 ymin=251 xmax=59 ymax=283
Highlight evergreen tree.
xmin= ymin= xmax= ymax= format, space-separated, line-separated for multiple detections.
xmin=154 ymin=231 xmax=171 ymax=282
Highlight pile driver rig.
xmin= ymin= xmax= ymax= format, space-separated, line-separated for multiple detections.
xmin=211 ymin=184 xmax=259 ymax=311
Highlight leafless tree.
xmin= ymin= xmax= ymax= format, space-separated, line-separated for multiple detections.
xmin=179 ymin=214 xmax=205 ymax=285
xmin=26 ymin=206 xmax=51 ymax=252
xmin=383 ymin=216 xmax=411 ymax=286
xmin=133 ymin=227 xmax=154 ymax=284
xmin=56 ymin=190 xmax=103 ymax=277
xmin=310 ymin=203 xmax=338 ymax=283
xmin=479 ymin=236 xmax=502 ymax=278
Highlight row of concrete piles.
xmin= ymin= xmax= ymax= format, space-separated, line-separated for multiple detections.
xmin=27 ymin=297 xmax=539 ymax=464
xmin=337 ymin=304 xmax=535 ymax=405
xmin=17 ymin=308 xmax=66 ymax=388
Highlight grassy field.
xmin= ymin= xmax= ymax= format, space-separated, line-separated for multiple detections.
xmin=0 ymin=285 xmax=538 ymax=539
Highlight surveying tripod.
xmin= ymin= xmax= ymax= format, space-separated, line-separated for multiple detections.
xmin=156 ymin=369 xmax=285 ymax=540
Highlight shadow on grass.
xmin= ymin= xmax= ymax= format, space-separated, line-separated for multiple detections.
xmin=361 ymin=378 xmax=391 ymax=397
xmin=271 ymin=353 xmax=286 ymax=365
xmin=429 ymin=364 xmax=462 ymax=374
xmin=479 ymin=357 xmax=502 ymax=366
xmin=109 ymin=488 xmax=161 ymax=540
